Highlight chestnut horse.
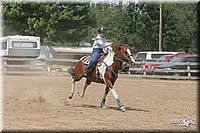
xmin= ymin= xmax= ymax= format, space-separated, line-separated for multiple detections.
xmin=68 ymin=44 xmax=135 ymax=112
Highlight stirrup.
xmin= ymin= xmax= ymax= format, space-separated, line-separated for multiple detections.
xmin=83 ymin=73 xmax=88 ymax=77
xmin=82 ymin=70 xmax=88 ymax=77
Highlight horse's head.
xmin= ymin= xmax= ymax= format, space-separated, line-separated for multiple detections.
xmin=112 ymin=44 xmax=135 ymax=66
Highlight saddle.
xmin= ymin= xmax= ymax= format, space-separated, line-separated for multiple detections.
xmin=81 ymin=51 xmax=114 ymax=80
xmin=82 ymin=52 xmax=107 ymax=66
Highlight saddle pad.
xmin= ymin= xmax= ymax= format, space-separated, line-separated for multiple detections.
xmin=82 ymin=56 xmax=91 ymax=65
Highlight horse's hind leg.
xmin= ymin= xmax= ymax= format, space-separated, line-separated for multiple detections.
xmin=69 ymin=77 xmax=75 ymax=99
xmin=78 ymin=79 xmax=91 ymax=98
xmin=100 ymin=87 xmax=109 ymax=108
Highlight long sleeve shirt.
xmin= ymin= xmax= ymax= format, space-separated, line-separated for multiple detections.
xmin=92 ymin=34 xmax=112 ymax=49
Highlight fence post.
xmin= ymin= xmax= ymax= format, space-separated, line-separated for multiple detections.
xmin=142 ymin=61 xmax=146 ymax=75
xmin=187 ymin=62 xmax=191 ymax=77
xmin=42 ymin=58 xmax=46 ymax=76
xmin=3 ymin=57 xmax=7 ymax=74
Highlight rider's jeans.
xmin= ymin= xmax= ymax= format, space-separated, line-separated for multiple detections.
xmin=86 ymin=48 xmax=104 ymax=70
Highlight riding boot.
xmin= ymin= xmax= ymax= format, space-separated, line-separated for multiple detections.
xmin=97 ymin=71 xmax=102 ymax=79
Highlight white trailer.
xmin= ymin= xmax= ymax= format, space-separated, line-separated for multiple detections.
xmin=0 ymin=35 xmax=40 ymax=58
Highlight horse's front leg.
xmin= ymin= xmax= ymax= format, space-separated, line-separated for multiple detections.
xmin=105 ymin=78 xmax=126 ymax=112
xmin=69 ymin=77 xmax=75 ymax=99
xmin=100 ymin=87 xmax=109 ymax=108
xmin=78 ymin=79 xmax=91 ymax=98
xmin=110 ymin=88 xmax=126 ymax=112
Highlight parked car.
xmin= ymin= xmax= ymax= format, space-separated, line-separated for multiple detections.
xmin=141 ymin=53 xmax=194 ymax=69
xmin=152 ymin=55 xmax=200 ymax=76
xmin=135 ymin=51 xmax=185 ymax=62
xmin=129 ymin=51 xmax=185 ymax=74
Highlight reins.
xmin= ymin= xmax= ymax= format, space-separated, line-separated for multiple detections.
xmin=113 ymin=55 xmax=129 ymax=73
xmin=102 ymin=61 xmax=118 ymax=78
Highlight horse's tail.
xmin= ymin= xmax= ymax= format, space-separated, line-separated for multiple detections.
xmin=68 ymin=66 xmax=75 ymax=77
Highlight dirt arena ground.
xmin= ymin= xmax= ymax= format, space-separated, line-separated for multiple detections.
xmin=2 ymin=74 xmax=198 ymax=132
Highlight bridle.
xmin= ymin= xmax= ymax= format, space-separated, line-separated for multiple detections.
xmin=113 ymin=50 xmax=133 ymax=72
xmin=121 ymin=50 xmax=134 ymax=64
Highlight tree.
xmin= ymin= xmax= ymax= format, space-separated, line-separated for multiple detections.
xmin=109 ymin=3 xmax=197 ymax=53
xmin=197 ymin=2 xmax=200 ymax=54
xmin=110 ymin=3 xmax=160 ymax=53
xmin=3 ymin=2 xmax=197 ymax=54
xmin=3 ymin=2 xmax=96 ymax=45
xmin=162 ymin=4 xmax=197 ymax=53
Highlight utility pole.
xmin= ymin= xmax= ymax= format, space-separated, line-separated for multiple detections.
xmin=159 ymin=4 xmax=162 ymax=51
xmin=197 ymin=2 xmax=200 ymax=55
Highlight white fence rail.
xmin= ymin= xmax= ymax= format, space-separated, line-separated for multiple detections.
xmin=1 ymin=57 xmax=78 ymax=76
xmin=129 ymin=61 xmax=199 ymax=80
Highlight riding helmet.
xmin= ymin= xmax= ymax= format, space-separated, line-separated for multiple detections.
xmin=98 ymin=26 xmax=107 ymax=33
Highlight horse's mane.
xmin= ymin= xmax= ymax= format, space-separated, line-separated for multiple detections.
xmin=112 ymin=43 xmax=129 ymax=52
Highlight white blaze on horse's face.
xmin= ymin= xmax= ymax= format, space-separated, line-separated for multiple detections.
xmin=127 ymin=49 xmax=135 ymax=65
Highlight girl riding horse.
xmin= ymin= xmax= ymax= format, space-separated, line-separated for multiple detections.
xmin=82 ymin=26 xmax=112 ymax=77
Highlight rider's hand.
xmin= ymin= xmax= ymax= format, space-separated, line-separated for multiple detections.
xmin=107 ymin=46 xmax=112 ymax=51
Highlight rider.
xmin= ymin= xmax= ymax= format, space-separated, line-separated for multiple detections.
xmin=82 ymin=26 xmax=112 ymax=77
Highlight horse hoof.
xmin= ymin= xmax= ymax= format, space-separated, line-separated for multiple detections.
xmin=100 ymin=105 xmax=106 ymax=109
xmin=69 ymin=93 xmax=73 ymax=99
xmin=78 ymin=92 xmax=84 ymax=98
xmin=120 ymin=107 xmax=126 ymax=112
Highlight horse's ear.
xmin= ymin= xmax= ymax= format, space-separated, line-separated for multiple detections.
xmin=119 ymin=44 xmax=128 ymax=52
xmin=112 ymin=44 xmax=128 ymax=52
xmin=112 ymin=45 xmax=120 ymax=52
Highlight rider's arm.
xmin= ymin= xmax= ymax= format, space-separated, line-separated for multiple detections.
xmin=96 ymin=40 xmax=112 ymax=48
